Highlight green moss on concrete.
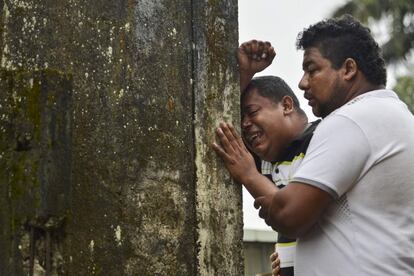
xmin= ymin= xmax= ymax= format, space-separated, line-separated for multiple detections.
xmin=0 ymin=68 xmax=73 ymax=275
xmin=1 ymin=0 xmax=241 ymax=275
xmin=192 ymin=0 xmax=243 ymax=275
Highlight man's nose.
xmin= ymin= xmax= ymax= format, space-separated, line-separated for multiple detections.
xmin=241 ymin=116 xmax=251 ymax=130
xmin=298 ymin=73 xmax=309 ymax=91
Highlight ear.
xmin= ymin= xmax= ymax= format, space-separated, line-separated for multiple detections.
xmin=281 ymin=95 xmax=294 ymax=115
xmin=342 ymin=58 xmax=358 ymax=81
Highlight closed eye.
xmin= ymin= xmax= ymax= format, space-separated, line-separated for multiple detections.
xmin=305 ymin=65 xmax=318 ymax=76
xmin=303 ymin=61 xmax=317 ymax=75
xmin=248 ymin=109 xmax=259 ymax=116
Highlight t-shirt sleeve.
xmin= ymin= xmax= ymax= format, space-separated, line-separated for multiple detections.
xmin=292 ymin=114 xmax=371 ymax=199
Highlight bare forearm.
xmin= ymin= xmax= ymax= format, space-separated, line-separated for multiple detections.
xmin=237 ymin=40 xmax=276 ymax=91
xmin=257 ymin=183 xmax=333 ymax=238
xmin=265 ymin=191 xmax=304 ymax=238
xmin=242 ymin=171 xmax=279 ymax=199
xmin=240 ymin=70 xmax=255 ymax=92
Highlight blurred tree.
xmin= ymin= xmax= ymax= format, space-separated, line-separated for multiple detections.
xmin=333 ymin=0 xmax=414 ymax=63
xmin=394 ymin=75 xmax=414 ymax=113
xmin=333 ymin=0 xmax=414 ymax=111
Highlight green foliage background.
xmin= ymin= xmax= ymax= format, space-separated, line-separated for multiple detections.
xmin=333 ymin=0 xmax=414 ymax=111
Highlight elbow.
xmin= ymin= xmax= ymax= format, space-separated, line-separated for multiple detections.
xmin=263 ymin=183 xmax=329 ymax=238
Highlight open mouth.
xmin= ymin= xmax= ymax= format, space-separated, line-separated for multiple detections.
xmin=246 ymin=131 xmax=262 ymax=147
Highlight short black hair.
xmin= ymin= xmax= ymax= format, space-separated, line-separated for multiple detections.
xmin=243 ymin=75 xmax=306 ymax=116
xmin=296 ymin=14 xmax=387 ymax=86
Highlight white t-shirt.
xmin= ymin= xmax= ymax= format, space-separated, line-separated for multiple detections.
xmin=292 ymin=90 xmax=414 ymax=276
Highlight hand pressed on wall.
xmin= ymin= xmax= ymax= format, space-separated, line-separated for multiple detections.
xmin=212 ymin=122 xmax=257 ymax=185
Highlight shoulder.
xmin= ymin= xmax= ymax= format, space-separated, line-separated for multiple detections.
xmin=321 ymin=89 xmax=412 ymax=141
xmin=331 ymin=89 xmax=404 ymax=121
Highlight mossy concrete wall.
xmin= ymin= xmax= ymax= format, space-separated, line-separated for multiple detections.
xmin=0 ymin=0 xmax=242 ymax=275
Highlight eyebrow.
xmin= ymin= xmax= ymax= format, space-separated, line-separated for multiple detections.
xmin=243 ymin=103 xmax=259 ymax=110
xmin=302 ymin=60 xmax=313 ymax=70
xmin=241 ymin=104 xmax=257 ymax=114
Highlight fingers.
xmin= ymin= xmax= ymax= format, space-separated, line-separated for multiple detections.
xmin=227 ymin=123 xmax=246 ymax=151
xmin=239 ymin=40 xmax=253 ymax=57
xmin=215 ymin=123 xmax=237 ymax=154
xmin=254 ymin=196 xmax=264 ymax=209
xmin=270 ymin=252 xmax=279 ymax=262
xmin=270 ymin=252 xmax=281 ymax=276
xmin=255 ymin=196 xmax=269 ymax=220
xmin=257 ymin=42 xmax=264 ymax=58
xmin=272 ymin=266 xmax=280 ymax=276
xmin=265 ymin=45 xmax=276 ymax=62
xmin=239 ymin=40 xmax=276 ymax=61
xmin=212 ymin=142 xmax=233 ymax=164
xmin=258 ymin=205 xmax=267 ymax=220
xmin=213 ymin=122 xmax=245 ymax=162
xmin=218 ymin=122 xmax=247 ymax=154
xmin=220 ymin=122 xmax=238 ymax=144
xmin=271 ymin=255 xmax=280 ymax=269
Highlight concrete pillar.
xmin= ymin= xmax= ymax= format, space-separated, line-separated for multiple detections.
xmin=192 ymin=1 xmax=243 ymax=275
xmin=0 ymin=0 xmax=242 ymax=275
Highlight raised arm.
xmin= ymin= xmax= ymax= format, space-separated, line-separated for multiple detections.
xmin=237 ymin=40 xmax=276 ymax=91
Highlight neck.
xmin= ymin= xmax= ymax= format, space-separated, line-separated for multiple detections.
xmin=274 ymin=115 xmax=308 ymax=162
xmin=291 ymin=114 xmax=308 ymax=139
xmin=346 ymin=75 xmax=385 ymax=102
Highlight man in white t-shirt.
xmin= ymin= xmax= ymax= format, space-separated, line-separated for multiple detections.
xmin=214 ymin=15 xmax=414 ymax=275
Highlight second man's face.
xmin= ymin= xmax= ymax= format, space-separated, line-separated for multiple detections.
xmin=241 ymin=89 xmax=290 ymax=162
xmin=298 ymin=47 xmax=348 ymax=118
